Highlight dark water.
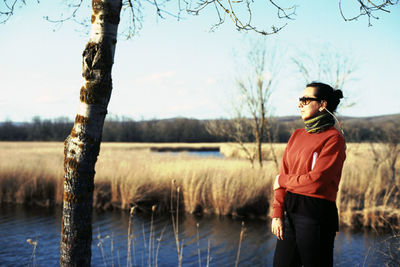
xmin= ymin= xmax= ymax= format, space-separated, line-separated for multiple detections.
xmin=156 ymin=151 xmax=224 ymax=158
xmin=0 ymin=204 xmax=398 ymax=267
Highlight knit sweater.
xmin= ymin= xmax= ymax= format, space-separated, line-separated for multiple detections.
xmin=272 ymin=126 xmax=346 ymax=218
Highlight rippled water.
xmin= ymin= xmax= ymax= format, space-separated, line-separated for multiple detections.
xmin=0 ymin=204 xmax=398 ymax=266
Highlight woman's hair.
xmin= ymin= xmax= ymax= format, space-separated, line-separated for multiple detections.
xmin=307 ymin=82 xmax=343 ymax=112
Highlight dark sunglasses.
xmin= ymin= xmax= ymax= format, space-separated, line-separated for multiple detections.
xmin=298 ymin=97 xmax=320 ymax=106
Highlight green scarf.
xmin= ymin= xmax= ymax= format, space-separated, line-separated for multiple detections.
xmin=304 ymin=111 xmax=335 ymax=133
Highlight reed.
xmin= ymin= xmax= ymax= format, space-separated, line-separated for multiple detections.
xmin=96 ymin=228 xmax=110 ymax=267
xmin=0 ymin=142 xmax=399 ymax=230
xmin=127 ymin=207 xmax=135 ymax=267
xmin=234 ymin=221 xmax=246 ymax=267
xmin=196 ymin=223 xmax=202 ymax=267
xmin=26 ymin=238 xmax=38 ymax=267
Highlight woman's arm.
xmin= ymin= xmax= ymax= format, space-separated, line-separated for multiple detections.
xmin=272 ymin=142 xmax=291 ymax=218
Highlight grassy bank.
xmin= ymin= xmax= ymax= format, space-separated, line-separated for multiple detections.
xmin=0 ymin=142 xmax=398 ymax=230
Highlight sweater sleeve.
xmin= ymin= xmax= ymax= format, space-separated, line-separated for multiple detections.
xmin=272 ymin=141 xmax=291 ymax=218
xmin=278 ymin=135 xmax=346 ymax=194
xmin=272 ymin=188 xmax=285 ymax=218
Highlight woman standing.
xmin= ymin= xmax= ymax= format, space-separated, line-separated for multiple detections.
xmin=271 ymin=82 xmax=346 ymax=267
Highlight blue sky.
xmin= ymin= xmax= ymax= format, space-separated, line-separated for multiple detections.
xmin=1 ymin=0 xmax=399 ymax=121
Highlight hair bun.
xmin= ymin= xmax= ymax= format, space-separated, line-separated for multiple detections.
xmin=334 ymin=89 xmax=343 ymax=99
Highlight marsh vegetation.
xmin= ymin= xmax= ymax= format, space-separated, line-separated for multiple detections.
xmin=0 ymin=141 xmax=398 ymax=231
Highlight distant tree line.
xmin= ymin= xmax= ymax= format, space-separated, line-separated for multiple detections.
xmin=0 ymin=114 xmax=398 ymax=143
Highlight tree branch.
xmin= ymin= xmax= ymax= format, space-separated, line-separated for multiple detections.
xmin=0 ymin=0 xmax=36 ymax=23
xmin=44 ymin=0 xmax=84 ymax=25
xmin=185 ymin=0 xmax=294 ymax=35
xmin=339 ymin=0 xmax=398 ymax=26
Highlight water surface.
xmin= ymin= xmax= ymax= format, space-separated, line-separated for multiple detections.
xmin=0 ymin=204 xmax=398 ymax=266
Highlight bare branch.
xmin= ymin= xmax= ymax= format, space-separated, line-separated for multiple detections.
xmin=269 ymin=0 xmax=297 ymax=20
xmin=143 ymin=0 xmax=182 ymax=20
xmin=43 ymin=0 xmax=84 ymax=26
xmin=119 ymin=0 xmax=144 ymax=38
xmin=185 ymin=0 xmax=294 ymax=35
xmin=0 ymin=0 xmax=34 ymax=23
xmin=209 ymin=0 xmax=225 ymax=32
xmin=339 ymin=0 xmax=399 ymax=26
xmin=3 ymin=0 xmax=398 ymax=37
xmin=292 ymin=44 xmax=358 ymax=90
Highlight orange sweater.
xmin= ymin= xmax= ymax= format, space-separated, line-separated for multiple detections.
xmin=272 ymin=126 xmax=346 ymax=218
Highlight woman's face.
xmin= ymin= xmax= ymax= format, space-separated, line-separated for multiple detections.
xmin=299 ymin=87 xmax=323 ymax=120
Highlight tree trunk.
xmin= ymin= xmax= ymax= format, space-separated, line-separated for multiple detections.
xmin=256 ymin=135 xmax=263 ymax=168
xmin=253 ymin=117 xmax=263 ymax=168
xmin=60 ymin=1 xmax=122 ymax=266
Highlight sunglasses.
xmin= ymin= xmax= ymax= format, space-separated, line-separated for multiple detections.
xmin=298 ymin=97 xmax=320 ymax=106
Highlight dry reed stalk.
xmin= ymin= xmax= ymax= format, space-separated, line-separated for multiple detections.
xmin=196 ymin=223 xmax=202 ymax=267
xmin=110 ymin=233 xmax=114 ymax=267
xmin=178 ymin=239 xmax=184 ymax=267
xmin=26 ymin=238 xmax=38 ymax=267
xmin=148 ymin=205 xmax=157 ymax=267
xmin=142 ymin=223 xmax=147 ymax=249
xmin=127 ymin=206 xmax=136 ymax=267
xmin=235 ymin=221 xmax=246 ymax=267
xmin=155 ymin=224 xmax=167 ymax=267
xmin=206 ymin=239 xmax=211 ymax=267
xmin=117 ymin=250 xmax=121 ymax=267
xmin=96 ymin=228 xmax=110 ymax=267
xmin=170 ymin=182 xmax=178 ymax=253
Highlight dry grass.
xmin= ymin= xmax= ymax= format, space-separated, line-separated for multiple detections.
xmin=0 ymin=142 xmax=64 ymax=206
xmin=0 ymin=142 xmax=398 ymax=230
xmin=338 ymin=143 xmax=400 ymax=231
xmin=95 ymin=142 xmax=275 ymax=218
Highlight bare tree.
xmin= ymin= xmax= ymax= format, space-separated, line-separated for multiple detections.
xmin=236 ymin=40 xmax=280 ymax=169
xmin=207 ymin=39 xmax=281 ymax=169
xmin=292 ymin=44 xmax=358 ymax=90
xmin=207 ymin=114 xmax=258 ymax=167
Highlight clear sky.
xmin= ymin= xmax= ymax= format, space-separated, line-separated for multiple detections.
xmin=1 ymin=0 xmax=399 ymax=122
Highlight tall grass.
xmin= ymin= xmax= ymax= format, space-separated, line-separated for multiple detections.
xmin=0 ymin=142 xmax=398 ymax=230
xmin=338 ymin=143 xmax=400 ymax=231
xmin=0 ymin=142 xmax=64 ymax=206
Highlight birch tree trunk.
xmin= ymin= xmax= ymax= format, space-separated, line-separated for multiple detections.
xmin=60 ymin=1 xmax=122 ymax=266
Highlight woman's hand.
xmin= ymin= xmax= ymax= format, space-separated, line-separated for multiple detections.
xmin=271 ymin=217 xmax=284 ymax=240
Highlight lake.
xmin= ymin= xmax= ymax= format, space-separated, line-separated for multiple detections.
xmin=162 ymin=151 xmax=224 ymax=158
xmin=154 ymin=150 xmax=225 ymax=158
xmin=1 ymin=204 xmax=398 ymax=266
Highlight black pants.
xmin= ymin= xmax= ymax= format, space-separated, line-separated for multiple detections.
xmin=273 ymin=212 xmax=336 ymax=267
